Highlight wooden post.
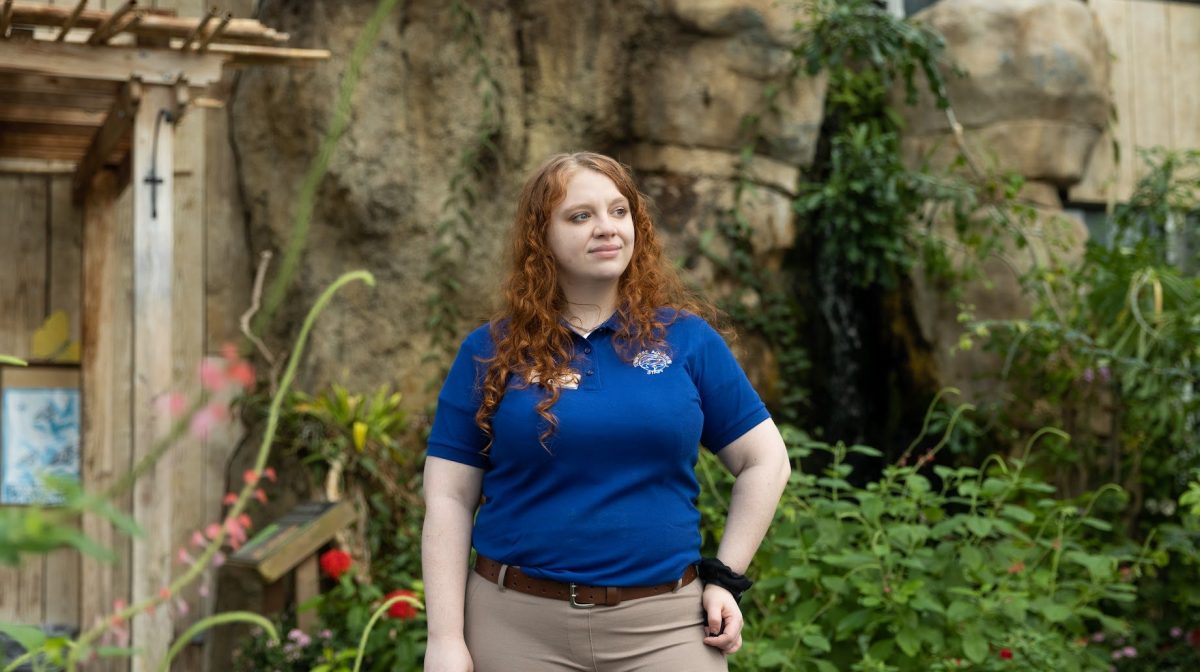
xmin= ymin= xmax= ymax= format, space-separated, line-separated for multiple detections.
xmin=81 ymin=167 xmax=133 ymax=672
xmin=294 ymin=555 xmax=320 ymax=633
xmin=129 ymin=83 xmax=176 ymax=672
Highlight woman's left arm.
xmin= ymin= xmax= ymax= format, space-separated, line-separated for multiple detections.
xmin=702 ymin=417 xmax=791 ymax=654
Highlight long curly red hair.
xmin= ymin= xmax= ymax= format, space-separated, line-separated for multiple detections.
xmin=474 ymin=152 xmax=716 ymax=449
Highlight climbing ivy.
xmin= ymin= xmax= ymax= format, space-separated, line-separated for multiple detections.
xmin=422 ymin=0 xmax=504 ymax=376
xmin=794 ymin=0 xmax=953 ymax=289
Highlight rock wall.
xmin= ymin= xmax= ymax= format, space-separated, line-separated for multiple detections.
xmin=229 ymin=0 xmax=1118 ymax=424
xmin=898 ymin=0 xmax=1107 ymax=405
xmin=231 ymin=0 xmax=825 ymax=410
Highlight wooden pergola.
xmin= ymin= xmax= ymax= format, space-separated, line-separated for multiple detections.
xmin=0 ymin=2 xmax=327 ymax=668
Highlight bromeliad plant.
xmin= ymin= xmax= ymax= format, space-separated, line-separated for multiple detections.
xmin=699 ymin=394 xmax=1150 ymax=671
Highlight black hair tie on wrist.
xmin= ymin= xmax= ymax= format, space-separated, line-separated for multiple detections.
xmin=698 ymin=557 xmax=753 ymax=604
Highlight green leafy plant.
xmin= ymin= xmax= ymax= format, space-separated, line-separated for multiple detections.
xmin=700 ymin=401 xmax=1151 ymax=671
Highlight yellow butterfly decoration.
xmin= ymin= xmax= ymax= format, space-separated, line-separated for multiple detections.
xmin=31 ymin=310 xmax=81 ymax=363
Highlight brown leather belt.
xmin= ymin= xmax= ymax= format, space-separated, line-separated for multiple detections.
xmin=473 ymin=555 xmax=698 ymax=608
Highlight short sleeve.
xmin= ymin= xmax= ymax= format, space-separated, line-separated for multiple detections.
xmin=426 ymin=326 xmax=492 ymax=469
xmin=689 ymin=319 xmax=770 ymax=452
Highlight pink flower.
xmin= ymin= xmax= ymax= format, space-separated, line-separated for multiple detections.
xmin=263 ymin=467 xmax=278 ymax=482
xmin=189 ymin=402 xmax=228 ymax=440
xmin=223 ymin=492 xmax=238 ymax=506
xmin=254 ymin=488 xmax=268 ymax=504
xmin=243 ymin=470 xmax=259 ymax=485
xmin=177 ymin=548 xmax=194 ymax=565
xmin=191 ymin=531 xmax=206 ymax=548
xmin=199 ymin=359 xmax=227 ymax=392
xmin=227 ymin=361 xmax=256 ymax=390
xmin=224 ymin=518 xmax=247 ymax=549
xmin=205 ymin=523 xmax=222 ymax=540
xmin=156 ymin=392 xmax=188 ymax=419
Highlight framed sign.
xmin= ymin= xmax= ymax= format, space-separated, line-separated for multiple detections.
xmin=0 ymin=365 xmax=81 ymax=506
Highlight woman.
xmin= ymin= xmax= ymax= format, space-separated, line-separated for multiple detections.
xmin=422 ymin=152 xmax=790 ymax=672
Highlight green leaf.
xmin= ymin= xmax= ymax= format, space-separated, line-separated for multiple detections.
xmin=962 ymin=625 xmax=988 ymax=663
xmin=895 ymin=627 xmax=922 ymax=656
xmin=835 ymin=609 xmax=872 ymax=636
xmin=960 ymin=546 xmax=983 ymax=572
xmin=1039 ymin=602 xmax=1072 ymax=623
xmin=946 ymin=600 xmax=974 ymax=623
xmin=1000 ymin=504 xmax=1036 ymax=524
xmin=965 ymin=516 xmax=993 ymax=537
xmin=802 ymin=633 xmax=832 ymax=653
xmin=0 ymin=623 xmax=46 ymax=652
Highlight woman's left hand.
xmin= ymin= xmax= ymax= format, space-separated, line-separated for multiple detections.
xmin=701 ymin=584 xmax=744 ymax=654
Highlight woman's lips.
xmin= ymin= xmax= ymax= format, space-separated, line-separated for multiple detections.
xmin=588 ymin=245 xmax=622 ymax=258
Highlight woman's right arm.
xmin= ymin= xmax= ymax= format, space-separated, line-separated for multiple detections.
xmin=422 ymin=456 xmax=484 ymax=672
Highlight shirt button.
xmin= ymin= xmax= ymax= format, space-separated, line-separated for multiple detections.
xmin=585 ymin=369 xmax=595 ymax=376
xmin=584 ymin=347 xmax=592 ymax=354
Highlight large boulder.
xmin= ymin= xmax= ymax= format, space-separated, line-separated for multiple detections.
xmin=899 ymin=0 xmax=1110 ymax=186
xmin=908 ymin=183 xmax=1089 ymax=405
xmin=634 ymin=1 xmax=825 ymax=163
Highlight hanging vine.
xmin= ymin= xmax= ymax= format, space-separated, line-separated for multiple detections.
xmin=422 ymin=0 xmax=505 ymax=379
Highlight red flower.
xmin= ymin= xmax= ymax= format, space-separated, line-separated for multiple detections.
xmin=385 ymin=589 xmax=418 ymax=620
xmin=319 ymin=549 xmax=353 ymax=580
xmin=999 ymin=648 xmax=1013 ymax=660
xmin=1187 ymin=627 xmax=1200 ymax=648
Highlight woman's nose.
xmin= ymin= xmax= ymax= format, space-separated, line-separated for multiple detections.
xmin=593 ymin=213 xmax=617 ymax=235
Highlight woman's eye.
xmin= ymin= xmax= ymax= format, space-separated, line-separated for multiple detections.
xmin=570 ymin=212 xmax=590 ymax=223
xmin=613 ymin=207 xmax=628 ymax=217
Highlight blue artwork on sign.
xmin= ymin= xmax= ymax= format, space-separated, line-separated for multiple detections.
xmin=1 ymin=387 xmax=81 ymax=505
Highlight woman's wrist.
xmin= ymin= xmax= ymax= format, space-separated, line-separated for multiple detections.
xmin=698 ymin=557 xmax=753 ymax=604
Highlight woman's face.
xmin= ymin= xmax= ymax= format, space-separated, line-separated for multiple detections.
xmin=546 ymin=168 xmax=635 ymax=291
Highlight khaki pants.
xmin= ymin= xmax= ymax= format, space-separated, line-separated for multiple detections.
xmin=464 ymin=571 xmax=729 ymax=672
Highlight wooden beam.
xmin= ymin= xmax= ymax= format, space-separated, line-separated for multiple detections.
xmin=206 ymin=43 xmax=332 ymax=66
xmin=130 ymin=82 xmax=177 ymax=672
xmin=11 ymin=4 xmax=288 ymax=46
xmin=0 ymin=120 xmax=97 ymax=137
xmin=86 ymin=0 xmax=135 ymax=46
xmin=56 ymin=0 xmax=88 ymax=43
xmin=0 ymin=157 xmax=75 ymax=173
xmin=0 ymin=89 xmax=114 ymax=112
xmin=0 ymin=131 xmax=95 ymax=157
xmin=0 ymin=0 xmax=13 ymax=40
xmin=73 ymin=79 xmax=139 ymax=203
xmin=0 ymin=102 xmax=106 ymax=126
xmin=0 ymin=72 xmax=120 ymax=96
xmin=80 ymin=166 xmax=134 ymax=672
xmin=178 ymin=8 xmax=214 ymax=52
xmin=195 ymin=12 xmax=231 ymax=54
xmin=0 ymin=39 xmax=228 ymax=87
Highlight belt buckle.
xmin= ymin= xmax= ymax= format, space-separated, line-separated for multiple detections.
xmin=569 ymin=583 xmax=594 ymax=609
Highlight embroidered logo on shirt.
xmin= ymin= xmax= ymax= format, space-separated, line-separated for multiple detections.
xmin=633 ymin=349 xmax=672 ymax=375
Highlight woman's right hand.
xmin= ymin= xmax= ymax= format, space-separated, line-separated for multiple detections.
xmin=424 ymin=636 xmax=474 ymax=672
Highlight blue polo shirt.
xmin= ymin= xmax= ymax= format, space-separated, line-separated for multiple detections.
xmin=426 ymin=310 xmax=769 ymax=586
